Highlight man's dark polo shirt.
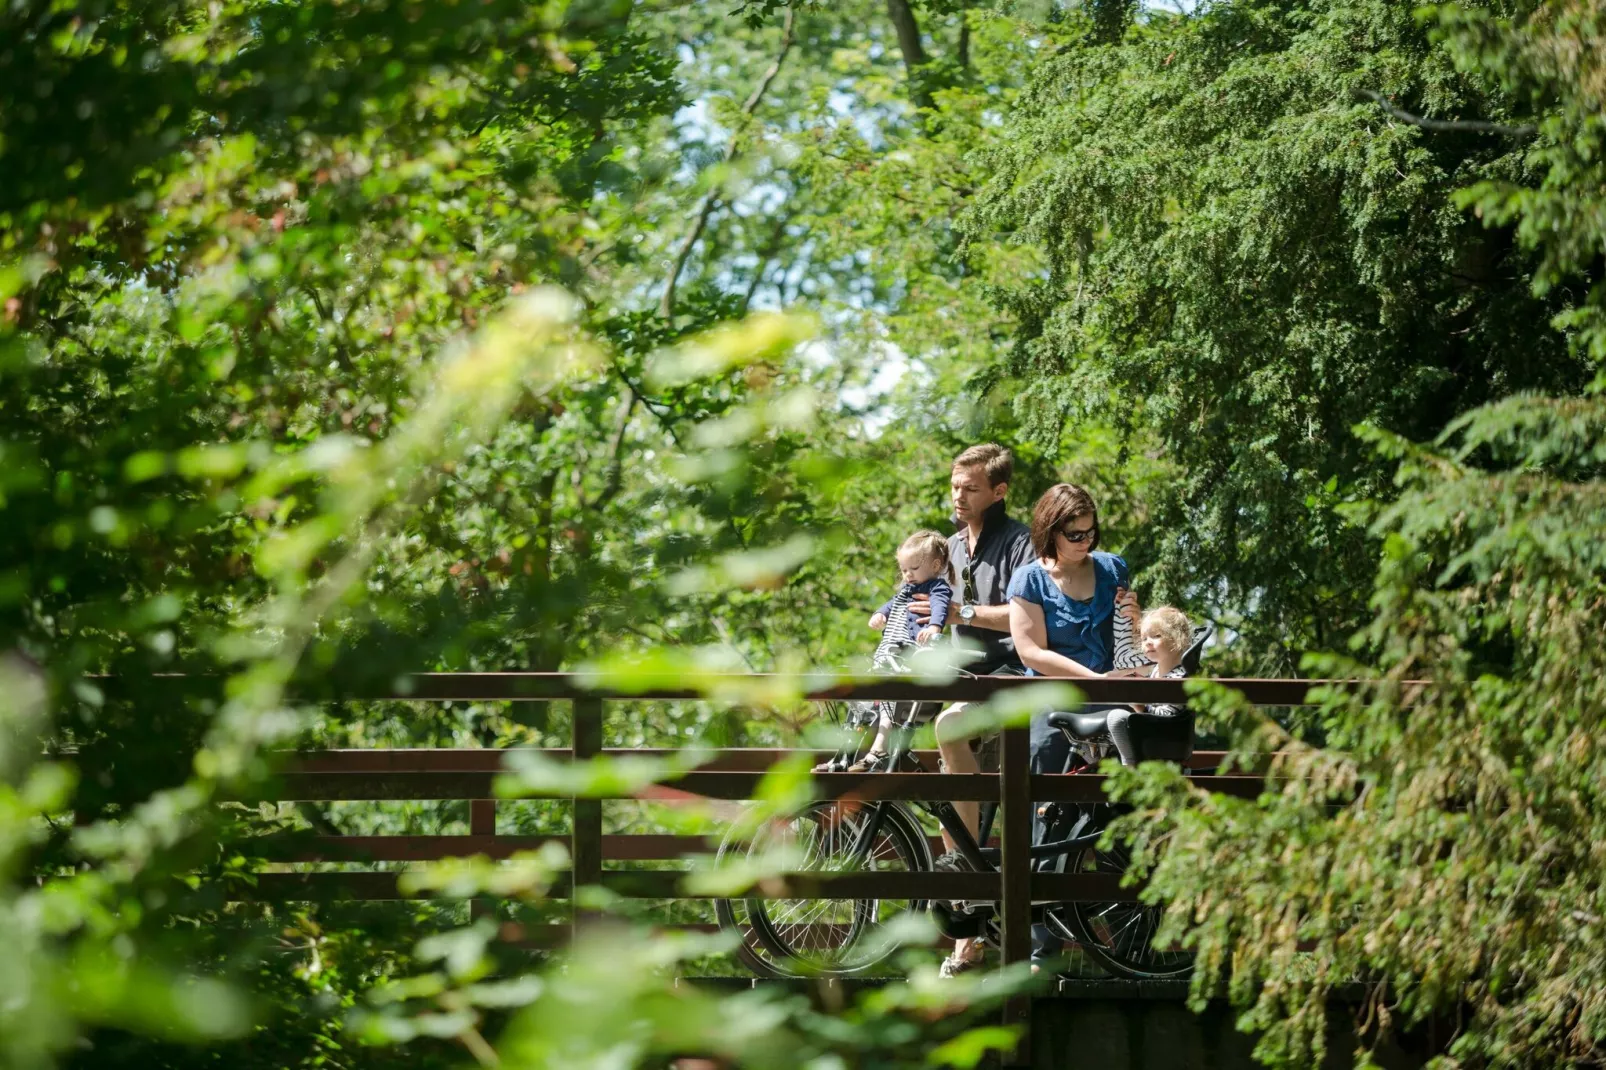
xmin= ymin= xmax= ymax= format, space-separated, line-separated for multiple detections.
xmin=946 ymin=499 xmax=1035 ymax=672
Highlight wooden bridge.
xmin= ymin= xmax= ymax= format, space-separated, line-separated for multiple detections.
xmin=216 ymin=673 xmax=1397 ymax=1068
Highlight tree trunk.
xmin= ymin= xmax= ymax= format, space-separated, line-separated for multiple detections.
xmin=1090 ymin=0 xmax=1138 ymax=45
xmin=957 ymin=1 xmax=970 ymax=70
xmin=885 ymin=0 xmax=934 ymax=110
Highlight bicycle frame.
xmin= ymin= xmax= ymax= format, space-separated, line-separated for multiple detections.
xmin=837 ymin=701 xmax=1110 ymax=884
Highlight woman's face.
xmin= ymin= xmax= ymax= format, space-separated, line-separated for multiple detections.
xmin=1054 ymin=514 xmax=1097 ymax=564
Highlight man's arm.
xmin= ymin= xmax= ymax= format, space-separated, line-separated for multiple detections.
xmin=910 ymin=594 xmax=1009 ymax=630
xmin=965 ymin=601 xmax=1012 ymax=632
xmin=966 ymin=528 xmax=1037 ymax=632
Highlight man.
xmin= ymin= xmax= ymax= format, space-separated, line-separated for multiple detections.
xmin=909 ymin=443 xmax=1034 ymax=976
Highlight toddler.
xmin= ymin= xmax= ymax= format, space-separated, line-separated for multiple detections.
xmin=868 ymin=530 xmax=953 ymax=652
xmin=1107 ymin=605 xmax=1192 ymax=766
xmin=817 ymin=531 xmax=953 ymax=773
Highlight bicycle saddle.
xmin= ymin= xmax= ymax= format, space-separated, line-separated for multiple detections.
xmin=1046 ymin=710 xmax=1110 ymax=739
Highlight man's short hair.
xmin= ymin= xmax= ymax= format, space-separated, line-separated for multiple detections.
xmin=1029 ymin=483 xmax=1100 ymax=559
xmin=1141 ymin=606 xmax=1193 ymax=657
xmin=898 ymin=530 xmax=950 ymax=570
xmin=952 ymin=443 xmax=1013 ymax=488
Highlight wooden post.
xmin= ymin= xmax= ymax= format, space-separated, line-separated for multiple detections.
xmin=470 ymin=798 xmax=496 ymax=922
xmin=571 ymin=697 xmax=604 ymax=935
xmin=999 ymin=722 xmax=1032 ymax=1066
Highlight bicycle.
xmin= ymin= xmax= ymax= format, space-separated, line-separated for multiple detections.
xmin=713 ymin=641 xmax=1206 ymax=980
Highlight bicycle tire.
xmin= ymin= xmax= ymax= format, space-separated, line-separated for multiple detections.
xmin=717 ymin=800 xmax=932 ymax=977
xmin=1047 ymin=837 xmax=1193 ymax=981
xmin=713 ymin=895 xmax=796 ymax=978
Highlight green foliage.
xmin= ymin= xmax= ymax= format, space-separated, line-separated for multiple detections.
xmin=1099 ymin=6 xmax=1606 ymax=1065
xmin=1 ymin=1 xmax=1064 ymax=1066
xmin=353 ymin=921 xmax=1034 ymax=1069
xmin=965 ymin=0 xmax=1593 ymax=669
xmin=1112 ymin=386 xmax=1606 ymax=1067
xmin=5 ymin=0 xmax=1606 ymax=1065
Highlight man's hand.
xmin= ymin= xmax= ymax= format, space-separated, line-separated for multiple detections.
xmin=916 ymin=625 xmax=941 ymax=646
xmin=868 ymin=612 xmax=888 ymax=630
xmin=907 ymin=593 xmax=932 ymax=626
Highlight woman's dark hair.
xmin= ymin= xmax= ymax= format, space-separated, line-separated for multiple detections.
xmin=1029 ymin=483 xmax=1100 ymax=559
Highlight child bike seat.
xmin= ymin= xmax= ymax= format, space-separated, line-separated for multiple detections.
xmin=1045 ymin=710 xmax=1111 ymax=739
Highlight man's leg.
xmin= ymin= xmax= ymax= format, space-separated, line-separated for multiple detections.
xmin=933 ymin=702 xmax=986 ymax=971
xmin=934 ymin=703 xmax=979 ymax=850
xmin=1029 ymin=709 xmax=1073 ymax=963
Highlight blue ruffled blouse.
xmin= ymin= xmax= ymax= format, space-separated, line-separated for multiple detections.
xmin=1005 ymin=552 xmax=1131 ymax=675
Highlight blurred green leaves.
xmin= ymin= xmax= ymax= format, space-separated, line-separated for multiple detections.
xmin=496 ymin=748 xmax=711 ymax=800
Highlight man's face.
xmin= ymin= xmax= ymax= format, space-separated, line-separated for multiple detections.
xmin=951 ymin=464 xmax=1005 ymax=523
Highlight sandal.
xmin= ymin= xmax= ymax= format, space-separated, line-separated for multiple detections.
xmin=845 ymin=750 xmax=890 ymax=773
xmin=938 ymin=945 xmax=987 ymax=979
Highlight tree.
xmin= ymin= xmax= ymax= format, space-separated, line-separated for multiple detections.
xmin=963 ymin=0 xmax=1593 ymax=671
xmin=0 ymin=1 xmax=1060 ymax=1065
xmin=1110 ymin=3 xmax=1606 ymax=1065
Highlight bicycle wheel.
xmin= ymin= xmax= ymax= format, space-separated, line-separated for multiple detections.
xmin=713 ymin=894 xmax=799 ymax=978
xmin=718 ymin=801 xmax=932 ymax=976
xmin=1048 ymin=836 xmax=1193 ymax=980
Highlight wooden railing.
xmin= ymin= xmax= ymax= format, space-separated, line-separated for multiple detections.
xmin=217 ymin=673 xmax=1320 ymax=1065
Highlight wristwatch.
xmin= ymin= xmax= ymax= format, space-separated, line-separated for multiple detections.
xmin=959 ymin=604 xmax=976 ymax=622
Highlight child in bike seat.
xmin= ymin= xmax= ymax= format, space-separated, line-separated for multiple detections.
xmin=1106 ymin=605 xmax=1192 ymax=766
xmin=814 ymin=530 xmax=953 ymax=773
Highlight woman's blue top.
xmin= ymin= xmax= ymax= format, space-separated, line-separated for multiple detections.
xmin=1006 ymin=552 xmax=1130 ymax=675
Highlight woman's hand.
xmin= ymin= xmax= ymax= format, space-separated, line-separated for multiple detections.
xmin=1115 ymin=586 xmax=1141 ymax=627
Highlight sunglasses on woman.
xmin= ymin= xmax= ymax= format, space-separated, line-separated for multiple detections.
xmin=1059 ymin=524 xmax=1096 ymax=544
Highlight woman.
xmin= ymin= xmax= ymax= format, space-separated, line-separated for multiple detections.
xmin=1005 ymin=483 xmax=1141 ymax=969
xmin=1007 ymin=483 xmax=1140 ymax=684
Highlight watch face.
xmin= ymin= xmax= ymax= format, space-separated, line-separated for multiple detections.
xmin=960 ymin=605 xmax=975 ymax=621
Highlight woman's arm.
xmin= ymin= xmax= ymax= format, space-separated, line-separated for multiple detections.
xmin=1009 ymin=599 xmax=1105 ymax=679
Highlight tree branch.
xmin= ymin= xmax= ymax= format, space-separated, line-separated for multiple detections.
xmin=1360 ymin=90 xmax=1535 ymax=138
xmin=659 ymin=7 xmax=797 ymax=320
xmin=593 ymin=393 xmax=637 ymax=511
xmin=303 ymin=285 xmax=355 ymax=372
xmin=740 ymin=205 xmax=802 ymax=315
xmin=613 ymin=367 xmax=686 ymax=449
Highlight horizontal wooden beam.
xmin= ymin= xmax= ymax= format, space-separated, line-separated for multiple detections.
xmin=259 ymin=834 xmax=717 ymax=863
xmin=254 ymin=770 xmax=1267 ymax=802
xmin=258 ymin=833 xmax=986 ymax=863
xmin=504 ymin=921 xmax=952 ymax=952
xmin=283 ymin=748 xmax=1230 ymax=774
xmin=104 ymin=672 xmax=1350 ymax=706
xmin=236 ymin=869 xmax=1140 ymax=902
